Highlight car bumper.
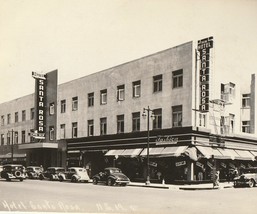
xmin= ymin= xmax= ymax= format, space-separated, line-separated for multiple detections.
xmin=234 ymin=180 xmax=250 ymax=187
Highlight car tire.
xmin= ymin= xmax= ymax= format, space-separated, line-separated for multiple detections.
xmin=107 ymin=178 xmax=113 ymax=186
xmin=59 ymin=176 xmax=64 ymax=182
xmin=121 ymin=183 xmax=127 ymax=187
xmin=249 ymin=179 xmax=255 ymax=188
xmin=39 ymin=174 xmax=44 ymax=180
xmin=20 ymin=178 xmax=23 ymax=182
xmin=50 ymin=175 xmax=54 ymax=181
xmin=93 ymin=178 xmax=98 ymax=185
xmin=71 ymin=177 xmax=77 ymax=183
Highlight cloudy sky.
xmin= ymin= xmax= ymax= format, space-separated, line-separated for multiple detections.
xmin=0 ymin=0 xmax=257 ymax=103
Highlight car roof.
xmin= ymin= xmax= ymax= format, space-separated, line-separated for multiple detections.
xmin=105 ymin=167 xmax=120 ymax=170
xmin=27 ymin=166 xmax=41 ymax=168
xmin=47 ymin=167 xmax=64 ymax=169
xmin=3 ymin=164 xmax=23 ymax=167
xmin=68 ymin=167 xmax=83 ymax=170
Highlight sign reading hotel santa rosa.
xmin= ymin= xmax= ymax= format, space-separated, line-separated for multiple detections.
xmin=32 ymin=72 xmax=47 ymax=139
xmin=155 ymin=135 xmax=179 ymax=145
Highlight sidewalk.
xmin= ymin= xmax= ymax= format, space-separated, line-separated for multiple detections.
xmin=128 ymin=181 xmax=234 ymax=190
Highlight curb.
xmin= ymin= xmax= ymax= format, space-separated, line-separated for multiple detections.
xmin=179 ymin=185 xmax=234 ymax=190
xmin=128 ymin=184 xmax=169 ymax=189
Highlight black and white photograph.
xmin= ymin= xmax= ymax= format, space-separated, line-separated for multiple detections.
xmin=0 ymin=0 xmax=257 ymax=214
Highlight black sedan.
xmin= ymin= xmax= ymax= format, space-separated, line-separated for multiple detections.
xmin=92 ymin=167 xmax=130 ymax=186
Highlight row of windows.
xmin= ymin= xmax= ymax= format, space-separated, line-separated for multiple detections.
xmin=0 ymin=129 xmax=35 ymax=146
xmin=1 ymin=108 xmax=35 ymax=126
xmin=60 ymin=70 xmax=183 ymax=113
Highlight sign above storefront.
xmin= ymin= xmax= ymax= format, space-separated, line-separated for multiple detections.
xmin=155 ymin=135 xmax=178 ymax=145
xmin=32 ymin=71 xmax=46 ymax=80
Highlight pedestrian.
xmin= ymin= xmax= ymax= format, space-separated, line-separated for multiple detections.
xmin=213 ymin=170 xmax=220 ymax=188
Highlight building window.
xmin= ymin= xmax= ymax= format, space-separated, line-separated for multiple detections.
xmin=60 ymin=124 xmax=66 ymax=139
xmin=22 ymin=131 xmax=26 ymax=144
xmin=153 ymin=74 xmax=162 ymax=93
xmin=132 ymin=112 xmax=140 ymax=132
xmin=88 ymin=93 xmax=94 ymax=107
xmin=49 ymin=103 xmax=55 ymax=115
xmin=153 ymin=109 xmax=162 ymax=129
xmin=100 ymin=89 xmax=107 ymax=105
xmin=199 ymin=113 xmax=206 ymax=127
xmin=15 ymin=112 xmax=19 ymax=123
xmin=117 ymin=115 xmax=124 ymax=133
xmin=242 ymin=94 xmax=250 ymax=108
xmin=172 ymin=105 xmax=182 ymax=127
xmin=61 ymin=100 xmax=66 ymax=113
xmin=30 ymin=129 xmax=35 ymax=142
xmin=72 ymin=96 xmax=78 ymax=111
xmin=133 ymin=80 xmax=141 ymax=98
xmin=7 ymin=132 xmax=10 ymax=145
xmin=88 ymin=120 xmax=94 ymax=136
xmin=7 ymin=114 xmax=11 ymax=124
xmin=72 ymin=122 xmax=78 ymax=138
xmin=117 ymin=85 xmax=125 ymax=101
xmin=14 ymin=131 xmax=18 ymax=144
xmin=30 ymin=108 xmax=35 ymax=120
xmin=242 ymin=121 xmax=250 ymax=133
xmin=1 ymin=115 xmax=4 ymax=126
xmin=22 ymin=110 xmax=26 ymax=121
xmin=1 ymin=134 xmax=4 ymax=145
xmin=229 ymin=114 xmax=235 ymax=133
xmin=49 ymin=126 xmax=55 ymax=141
xmin=100 ymin=117 xmax=107 ymax=135
xmin=172 ymin=69 xmax=183 ymax=88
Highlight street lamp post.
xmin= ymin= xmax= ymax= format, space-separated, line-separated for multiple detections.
xmin=142 ymin=106 xmax=155 ymax=186
xmin=7 ymin=129 xmax=14 ymax=163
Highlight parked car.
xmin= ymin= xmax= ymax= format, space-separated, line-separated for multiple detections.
xmin=0 ymin=164 xmax=26 ymax=181
xmin=92 ymin=167 xmax=130 ymax=186
xmin=0 ymin=165 xmax=3 ymax=178
xmin=234 ymin=167 xmax=257 ymax=188
xmin=39 ymin=167 xmax=65 ymax=181
xmin=59 ymin=167 xmax=90 ymax=183
xmin=26 ymin=166 xmax=43 ymax=179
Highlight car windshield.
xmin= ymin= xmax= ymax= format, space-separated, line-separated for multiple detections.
xmin=109 ymin=168 xmax=121 ymax=173
xmin=242 ymin=168 xmax=257 ymax=173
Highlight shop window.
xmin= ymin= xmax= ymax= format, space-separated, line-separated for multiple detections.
xmin=49 ymin=126 xmax=55 ymax=141
xmin=22 ymin=110 xmax=26 ymax=121
xmin=30 ymin=108 xmax=35 ymax=120
xmin=172 ymin=105 xmax=182 ymax=127
xmin=88 ymin=93 xmax=94 ymax=107
xmin=72 ymin=96 xmax=78 ymax=111
xmin=100 ymin=89 xmax=107 ymax=105
xmin=117 ymin=115 xmax=124 ymax=133
xmin=49 ymin=103 xmax=55 ymax=115
xmin=61 ymin=100 xmax=66 ymax=113
xmin=100 ymin=117 xmax=107 ymax=135
xmin=1 ymin=134 xmax=4 ymax=145
xmin=88 ymin=120 xmax=94 ymax=136
xmin=132 ymin=112 xmax=140 ymax=132
xmin=60 ymin=124 xmax=66 ymax=139
xmin=21 ymin=130 xmax=26 ymax=144
xmin=1 ymin=115 xmax=4 ymax=126
xmin=15 ymin=112 xmax=19 ymax=123
xmin=72 ymin=122 xmax=78 ymax=138
xmin=133 ymin=80 xmax=141 ymax=98
xmin=153 ymin=74 xmax=162 ymax=93
xmin=242 ymin=121 xmax=250 ymax=133
xmin=7 ymin=113 xmax=11 ymax=124
xmin=172 ymin=69 xmax=183 ymax=88
xmin=242 ymin=94 xmax=250 ymax=108
xmin=117 ymin=85 xmax=125 ymax=101
xmin=153 ymin=108 xmax=162 ymax=129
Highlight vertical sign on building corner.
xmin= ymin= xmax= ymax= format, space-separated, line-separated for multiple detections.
xmin=32 ymin=71 xmax=46 ymax=139
xmin=197 ymin=37 xmax=213 ymax=112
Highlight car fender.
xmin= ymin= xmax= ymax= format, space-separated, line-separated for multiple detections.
xmin=108 ymin=175 xmax=117 ymax=181
xmin=59 ymin=173 xmax=66 ymax=180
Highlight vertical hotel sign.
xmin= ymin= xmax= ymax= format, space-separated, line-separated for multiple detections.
xmin=32 ymin=72 xmax=46 ymax=139
xmin=198 ymin=37 xmax=213 ymax=112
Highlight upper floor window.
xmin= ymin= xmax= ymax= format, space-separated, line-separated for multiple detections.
xmin=15 ymin=112 xmax=19 ymax=123
xmin=88 ymin=120 xmax=94 ymax=136
xmin=242 ymin=121 xmax=250 ymax=133
xmin=1 ymin=134 xmax=4 ymax=145
xmin=30 ymin=129 xmax=35 ymax=142
xmin=61 ymin=100 xmax=66 ymax=113
xmin=1 ymin=115 xmax=4 ymax=126
xmin=21 ymin=130 xmax=26 ymax=144
xmin=172 ymin=69 xmax=183 ymax=88
xmin=153 ymin=75 xmax=162 ymax=93
xmin=49 ymin=126 xmax=55 ymax=141
xmin=199 ymin=113 xmax=206 ymax=127
xmin=60 ymin=124 xmax=66 ymax=139
xmin=132 ymin=112 xmax=140 ymax=132
xmin=72 ymin=122 xmax=78 ymax=138
xmin=7 ymin=114 xmax=11 ymax=124
xmin=72 ymin=96 xmax=78 ymax=111
xmin=117 ymin=114 xmax=124 ymax=133
xmin=30 ymin=108 xmax=35 ymax=120
xmin=242 ymin=94 xmax=250 ymax=108
xmin=14 ymin=131 xmax=18 ymax=144
xmin=172 ymin=105 xmax=182 ymax=127
xmin=133 ymin=80 xmax=141 ymax=98
xmin=100 ymin=89 xmax=107 ymax=105
xmin=117 ymin=85 xmax=125 ymax=101
xmin=153 ymin=109 xmax=162 ymax=129
xmin=7 ymin=132 xmax=11 ymax=145
xmin=22 ymin=110 xmax=26 ymax=121
xmin=88 ymin=93 xmax=94 ymax=107
xmin=229 ymin=114 xmax=235 ymax=133
xmin=100 ymin=117 xmax=107 ymax=135
xmin=49 ymin=103 xmax=55 ymax=115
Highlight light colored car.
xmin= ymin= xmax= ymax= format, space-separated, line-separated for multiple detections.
xmin=234 ymin=167 xmax=257 ymax=188
xmin=39 ymin=167 xmax=65 ymax=181
xmin=59 ymin=167 xmax=90 ymax=183
xmin=26 ymin=166 xmax=43 ymax=179
xmin=1 ymin=164 xmax=26 ymax=181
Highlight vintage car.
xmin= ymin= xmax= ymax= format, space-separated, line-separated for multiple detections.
xmin=92 ymin=167 xmax=130 ymax=186
xmin=39 ymin=167 xmax=65 ymax=181
xmin=26 ymin=166 xmax=43 ymax=179
xmin=0 ymin=164 xmax=26 ymax=181
xmin=234 ymin=167 xmax=257 ymax=188
xmin=59 ymin=167 xmax=90 ymax=183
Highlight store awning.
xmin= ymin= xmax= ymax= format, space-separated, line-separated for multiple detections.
xmin=161 ymin=146 xmax=188 ymax=157
xmin=104 ymin=148 xmax=143 ymax=157
xmin=234 ymin=150 xmax=255 ymax=161
xmin=104 ymin=149 xmax=125 ymax=156
xmin=0 ymin=153 xmax=26 ymax=159
xmin=250 ymin=151 xmax=257 ymax=160
xmin=217 ymin=148 xmax=236 ymax=160
xmin=196 ymin=146 xmax=223 ymax=159
xmin=140 ymin=147 xmax=165 ymax=156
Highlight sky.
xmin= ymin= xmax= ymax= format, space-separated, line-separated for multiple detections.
xmin=0 ymin=0 xmax=257 ymax=103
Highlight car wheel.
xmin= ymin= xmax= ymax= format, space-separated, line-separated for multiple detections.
xmin=121 ymin=183 xmax=127 ymax=187
xmin=50 ymin=175 xmax=54 ymax=181
xmin=59 ymin=176 xmax=64 ymax=182
xmin=20 ymin=178 xmax=23 ymax=182
xmin=71 ymin=177 xmax=77 ymax=183
xmin=107 ymin=178 xmax=113 ymax=186
xmin=93 ymin=178 xmax=98 ymax=185
xmin=39 ymin=174 xmax=44 ymax=180
xmin=249 ymin=179 xmax=255 ymax=188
